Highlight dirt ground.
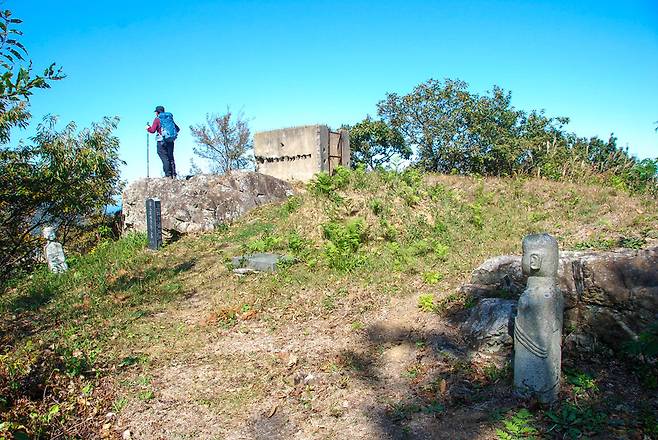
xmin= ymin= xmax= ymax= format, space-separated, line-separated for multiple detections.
xmin=114 ymin=278 xmax=656 ymax=440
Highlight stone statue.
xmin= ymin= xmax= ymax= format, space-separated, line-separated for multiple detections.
xmin=513 ymin=233 xmax=564 ymax=403
xmin=43 ymin=226 xmax=68 ymax=273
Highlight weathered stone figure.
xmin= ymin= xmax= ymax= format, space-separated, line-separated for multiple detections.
xmin=43 ymin=226 xmax=68 ymax=273
xmin=514 ymin=233 xmax=563 ymax=403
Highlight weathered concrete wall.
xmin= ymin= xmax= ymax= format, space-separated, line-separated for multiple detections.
xmin=254 ymin=125 xmax=350 ymax=182
xmin=254 ymin=125 xmax=322 ymax=182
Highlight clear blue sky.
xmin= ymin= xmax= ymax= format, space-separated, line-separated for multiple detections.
xmin=14 ymin=0 xmax=658 ymax=183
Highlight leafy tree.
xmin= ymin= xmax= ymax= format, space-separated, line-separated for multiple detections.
xmin=0 ymin=9 xmax=63 ymax=144
xmin=0 ymin=116 xmax=124 ymax=280
xmin=377 ymin=78 xmax=475 ymax=173
xmin=376 ymin=78 xmax=656 ymax=193
xmin=0 ymin=10 xmax=123 ymax=282
xmin=346 ymin=116 xmax=411 ymax=170
xmin=190 ymin=108 xmax=253 ymax=174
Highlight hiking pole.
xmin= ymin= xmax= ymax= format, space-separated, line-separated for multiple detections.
xmin=146 ymin=123 xmax=150 ymax=180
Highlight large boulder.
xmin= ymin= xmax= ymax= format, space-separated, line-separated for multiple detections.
xmin=460 ymin=298 xmax=516 ymax=352
xmin=122 ymin=172 xmax=294 ymax=236
xmin=460 ymin=245 xmax=658 ymax=351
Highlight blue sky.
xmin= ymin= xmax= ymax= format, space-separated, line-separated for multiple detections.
xmin=14 ymin=0 xmax=658 ymax=183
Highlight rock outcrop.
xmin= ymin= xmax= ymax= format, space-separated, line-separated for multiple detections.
xmin=460 ymin=245 xmax=658 ymax=351
xmin=460 ymin=298 xmax=516 ymax=352
xmin=122 ymin=172 xmax=294 ymax=236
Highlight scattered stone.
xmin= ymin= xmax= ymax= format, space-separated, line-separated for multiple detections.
xmin=470 ymin=255 xmax=522 ymax=286
xmin=233 ymin=268 xmax=257 ymax=276
xmin=231 ymin=253 xmax=292 ymax=273
xmin=513 ymin=233 xmax=563 ymax=404
xmin=287 ymin=354 xmax=298 ymax=368
xmin=302 ymin=373 xmax=316 ymax=384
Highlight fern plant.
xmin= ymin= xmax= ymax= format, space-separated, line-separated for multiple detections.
xmin=496 ymin=409 xmax=539 ymax=440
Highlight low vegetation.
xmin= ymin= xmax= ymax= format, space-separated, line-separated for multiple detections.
xmin=2 ymin=167 xmax=657 ymax=438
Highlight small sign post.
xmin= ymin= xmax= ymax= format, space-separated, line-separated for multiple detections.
xmin=145 ymin=198 xmax=162 ymax=250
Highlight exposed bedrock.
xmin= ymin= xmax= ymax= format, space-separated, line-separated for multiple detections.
xmin=122 ymin=171 xmax=294 ymax=237
xmin=460 ymin=245 xmax=658 ymax=352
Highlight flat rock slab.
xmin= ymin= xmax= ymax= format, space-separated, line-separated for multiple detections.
xmin=231 ymin=253 xmax=292 ymax=273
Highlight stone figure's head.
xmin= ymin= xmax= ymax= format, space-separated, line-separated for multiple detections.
xmin=42 ymin=226 xmax=56 ymax=241
xmin=521 ymin=233 xmax=559 ymax=277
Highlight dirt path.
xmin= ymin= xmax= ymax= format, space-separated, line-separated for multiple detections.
xmin=116 ymin=285 xmax=501 ymax=440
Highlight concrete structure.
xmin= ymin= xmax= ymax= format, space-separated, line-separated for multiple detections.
xmin=231 ymin=253 xmax=293 ymax=273
xmin=254 ymin=125 xmax=350 ymax=182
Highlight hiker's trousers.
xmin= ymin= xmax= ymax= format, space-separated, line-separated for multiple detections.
xmin=157 ymin=140 xmax=177 ymax=177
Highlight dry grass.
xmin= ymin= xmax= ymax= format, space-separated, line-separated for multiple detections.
xmin=2 ymin=171 xmax=657 ymax=439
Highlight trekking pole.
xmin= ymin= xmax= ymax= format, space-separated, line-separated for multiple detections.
xmin=146 ymin=123 xmax=150 ymax=180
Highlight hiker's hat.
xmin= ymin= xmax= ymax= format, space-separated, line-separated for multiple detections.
xmin=155 ymin=105 xmax=165 ymax=113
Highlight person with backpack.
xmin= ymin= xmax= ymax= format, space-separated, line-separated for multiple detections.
xmin=146 ymin=105 xmax=180 ymax=178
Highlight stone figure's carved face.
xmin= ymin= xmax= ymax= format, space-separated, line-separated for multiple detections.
xmin=529 ymin=253 xmax=542 ymax=271
xmin=42 ymin=226 xmax=56 ymax=241
xmin=522 ymin=233 xmax=558 ymax=277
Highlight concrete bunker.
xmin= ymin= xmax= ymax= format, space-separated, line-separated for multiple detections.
xmin=254 ymin=124 xmax=350 ymax=182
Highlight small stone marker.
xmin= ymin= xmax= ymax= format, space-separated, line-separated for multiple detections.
xmin=231 ymin=253 xmax=291 ymax=273
xmin=42 ymin=226 xmax=68 ymax=273
xmin=514 ymin=233 xmax=564 ymax=403
xmin=145 ymin=198 xmax=162 ymax=250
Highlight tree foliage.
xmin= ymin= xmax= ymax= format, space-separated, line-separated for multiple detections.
xmin=0 ymin=9 xmax=63 ymax=144
xmin=190 ymin=108 xmax=253 ymax=174
xmin=0 ymin=116 xmax=124 ymax=279
xmin=375 ymin=78 xmax=657 ymax=192
xmin=0 ymin=10 xmax=123 ymax=282
xmin=345 ymin=116 xmax=411 ymax=170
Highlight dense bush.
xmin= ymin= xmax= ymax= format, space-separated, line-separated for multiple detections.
xmin=364 ymin=78 xmax=656 ymax=193
xmin=0 ymin=116 xmax=124 ymax=281
xmin=343 ymin=116 xmax=411 ymax=170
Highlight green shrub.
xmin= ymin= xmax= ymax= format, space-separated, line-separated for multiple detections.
xmin=495 ymin=409 xmax=539 ymax=440
xmin=369 ymin=198 xmax=385 ymax=216
xmin=287 ymin=231 xmax=312 ymax=261
xmin=332 ymin=166 xmax=352 ymax=188
xmin=422 ymin=272 xmax=443 ymax=285
xmin=310 ymin=172 xmax=334 ymax=195
xmin=309 ymin=167 xmax=353 ymax=202
xmin=245 ymin=232 xmax=281 ymax=253
xmin=546 ymin=403 xmax=606 ymax=439
xmin=564 ymin=369 xmax=598 ymax=397
xmin=280 ymin=196 xmax=302 ymax=216
xmin=418 ymin=293 xmax=435 ymax=312
xmin=322 ymin=219 xmax=367 ymax=271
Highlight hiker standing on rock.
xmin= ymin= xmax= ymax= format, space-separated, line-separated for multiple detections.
xmin=146 ymin=105 xmax=180 ymax=178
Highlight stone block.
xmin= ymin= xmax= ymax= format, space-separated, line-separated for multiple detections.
xmin=231 ymin=253 xmax=292 ymax=273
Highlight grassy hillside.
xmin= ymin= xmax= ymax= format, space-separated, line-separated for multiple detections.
xmin=2 ymin=169 xmax=657 ymax=439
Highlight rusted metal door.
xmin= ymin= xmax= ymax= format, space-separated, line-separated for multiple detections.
xmin=328 ymin=130 xmax=345 ymax=175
